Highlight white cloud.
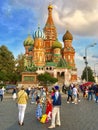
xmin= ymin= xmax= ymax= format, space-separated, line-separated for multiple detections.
xmin=53 ymin=8 xmax=98 ymax=36
xmin=1 ymin=0 xmax=98 ymax=77
xmin=6 ymin=0 xmax=98 ymax=37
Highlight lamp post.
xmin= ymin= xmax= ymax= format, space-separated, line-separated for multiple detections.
xmin=83 ymin=43 xmax=97 ymax=82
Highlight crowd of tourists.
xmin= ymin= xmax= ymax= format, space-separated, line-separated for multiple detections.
xmin=15 ymin=85 xmax=61 ymax=129
xmin=62 ymin=83 xmax=98 ymax=104
xmin=80 ymin=83 xmax=98 ymax=102
xmin=1 ymin=82 xmax=98 ymax=129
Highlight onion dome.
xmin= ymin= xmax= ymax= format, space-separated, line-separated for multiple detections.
xmin=33 ymin=26 xmax=45 ymax=39
xmin=23 ymin=34 xmax=34 ymax=46
xmin=63 ymin=30 xmax=73 ymax=41
xmin=52 ymin=39 xmax=62 ymax=49
xmin=48 ymin=4 xmax=53 ymax=9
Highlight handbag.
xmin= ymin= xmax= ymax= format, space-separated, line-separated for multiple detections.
xmin=40 ymin=114 xmax=47 ymax=123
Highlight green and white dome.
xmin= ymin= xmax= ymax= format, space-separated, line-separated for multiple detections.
xmin=33 ymin=26 xmax=45 ymax=39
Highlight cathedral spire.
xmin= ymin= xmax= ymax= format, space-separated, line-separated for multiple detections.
xmin=44 ymin=4 xmax=57 ymax=41
xmin=45 ymin=4 xmax=54 ymax=27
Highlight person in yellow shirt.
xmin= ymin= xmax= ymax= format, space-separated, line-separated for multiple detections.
xmin=17 ymin=86 xmax=28 ymax=126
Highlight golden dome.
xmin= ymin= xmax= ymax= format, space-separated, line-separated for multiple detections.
xmin=48 ymin=4 xmax=53 ymax=9
xmin=63 ymin=30 xmax=73 ymax=41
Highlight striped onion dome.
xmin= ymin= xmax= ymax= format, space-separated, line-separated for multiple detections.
xmin=52 ymin=39 xmax=62 ymax=49
xmin=63 ymin=30 xmax=73 ymax=41
xmin=33 ymin=26 xmax=45 ymax=39
xmin=23 ymin=34 xmax=34 ymax=46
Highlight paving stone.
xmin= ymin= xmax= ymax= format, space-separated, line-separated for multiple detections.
xmin=0 ymin=94 xmax=97 ymax=130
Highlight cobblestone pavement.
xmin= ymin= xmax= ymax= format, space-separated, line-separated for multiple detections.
xmin=0 ymin=93 xmax=98 ymax=130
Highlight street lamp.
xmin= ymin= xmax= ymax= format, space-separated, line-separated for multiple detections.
xmin=83 ymin=43 xmax=97 ymax=81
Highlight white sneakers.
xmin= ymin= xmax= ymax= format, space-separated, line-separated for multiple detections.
xmin=48 ymin=125 xmax=55 ymax=129
xmin=48 ymin=124 xmax=61 ymax=128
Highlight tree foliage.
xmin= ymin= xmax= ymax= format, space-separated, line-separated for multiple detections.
xmin=15 ymin=53 xmax=25 ymax=82
xmin=0 ymin=45 xmax=15 ymax=83
xmin=37 ymin=72 xmax=58 ymax=86
xmin=81 ymin=66 xmax=95 ymax=82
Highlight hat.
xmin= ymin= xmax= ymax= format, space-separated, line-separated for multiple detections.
xmin=54 ymin=86 xmax=59 ymax=90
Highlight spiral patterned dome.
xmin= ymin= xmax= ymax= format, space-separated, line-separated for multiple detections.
xmin=23 ymin=34 xmax=34 ymax=46
xmin=33 ymin=26 xmax=45 ymax=39
xmin=63 ymin=30 xmax=73 ymax=41
xmin=52 ymin=39 xmax=62 ymax=49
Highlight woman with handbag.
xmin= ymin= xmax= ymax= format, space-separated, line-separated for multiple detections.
xmin=17 ymin=86 xmax=28 ymax=126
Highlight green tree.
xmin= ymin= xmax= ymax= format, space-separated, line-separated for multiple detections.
xmin=81 ymin=66 xmax=95 ymax=82
xmin=37 ymin=72 xmax=58 ymax=86
xmin=15 ymin=53 xmax=25 ymax=82
xmin=0 ymin=45 xmax=15 ymax=83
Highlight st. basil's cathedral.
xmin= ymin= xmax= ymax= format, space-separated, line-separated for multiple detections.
xmin=23 ymin=5 xmax=77 ymax=85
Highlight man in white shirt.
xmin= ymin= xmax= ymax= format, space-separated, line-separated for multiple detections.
xmin=72 ymin=85 xmax=78 ymax=104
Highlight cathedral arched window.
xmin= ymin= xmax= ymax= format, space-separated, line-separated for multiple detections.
xmin=50 ymin=67 xmax=52 ymax=70
xmin=68 ymin=55 xmax=70 ymax=60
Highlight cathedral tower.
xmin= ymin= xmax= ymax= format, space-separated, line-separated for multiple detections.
xmin=33 ymin=26 xmax=46 ymax=67
xmin=44 ymin=5 xmax=57 ymax=61
xmin=62 ymin=30 xmax=75 ymax=68
xmin=23 ymin=34 xmax=34 ymax=67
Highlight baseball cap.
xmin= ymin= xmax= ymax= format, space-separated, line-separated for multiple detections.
xmin=54 ymin=86 xmax=59 ymax=90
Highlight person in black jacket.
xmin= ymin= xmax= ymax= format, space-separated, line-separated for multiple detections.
xmin=95 ymin=84 xmax=98 ymax=103
xmin=48 ymin=86 xmax=61 ymax=129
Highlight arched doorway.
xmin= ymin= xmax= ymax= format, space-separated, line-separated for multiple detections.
xmin=57 ymin=71 xmax=65 ymax=83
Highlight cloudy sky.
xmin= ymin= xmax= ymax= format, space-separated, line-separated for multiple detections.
xmin=0 ymin=0 xmax=98 ymax=77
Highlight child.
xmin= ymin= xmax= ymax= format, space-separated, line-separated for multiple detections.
xmin=45 ymin=94 xmax=52 ymax=122
xmin=36 ymin=98 xmax=42 ymax=121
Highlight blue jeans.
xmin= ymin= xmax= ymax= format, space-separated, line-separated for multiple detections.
xmin=87 ymin=92 xmax=93 ymax=100
xmin=0 ymin=94 xmax=3 ymax=101
xmin=31 ymin=94 xmax=35 ymax=102
xmin=95 ymin=96 xmax=98 ymax=102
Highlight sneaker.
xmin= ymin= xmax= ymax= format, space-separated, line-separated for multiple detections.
xmin=19 ymin=122 xmax=24 ymax=126
xmin=56 ymin=124 xmax=61 ymax=126
xmin=78 ymin=100 xmax=80 ymax=102
xmin=18 ymin=121 xmax=20 ymax=125
xmin=67 ymin=101 xmax=69 ymax=103
xmin=48 ymin=125 xmax=55 ymax=129
xmin=31 ymin=102 xmax=35 ymax=104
